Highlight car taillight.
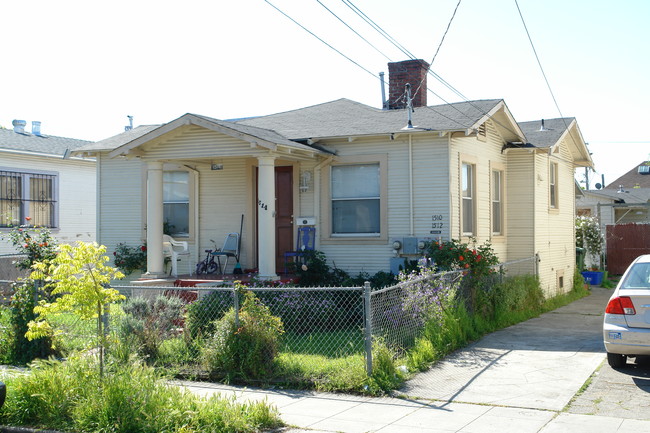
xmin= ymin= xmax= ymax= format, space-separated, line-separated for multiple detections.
xmin=605 ymin=296 xmax=636 ymax=315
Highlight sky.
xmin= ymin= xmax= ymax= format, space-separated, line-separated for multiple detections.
xmin=2 ymin=0 xmax=648 ymax=188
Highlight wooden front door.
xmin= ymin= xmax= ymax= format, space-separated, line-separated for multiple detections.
xmin=275 ymin=167 xmax=293 ymax=274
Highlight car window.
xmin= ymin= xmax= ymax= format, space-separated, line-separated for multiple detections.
xmin=621 ymin=263 xmax=650 ymax=289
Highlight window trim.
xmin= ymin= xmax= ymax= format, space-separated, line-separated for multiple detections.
xmin=320 ymin=154 xmax=388 ymax=244
xmin=549 ymin=161 xmax=559 ymax=210
xmin=460 ymin=158 xmax=476 ymax=237
xmin=491 ymin=163 xmax=505 ymax=237
xmin=163 ymin=170 xmax=191 ymax=237
xmin=0 ymin=167 xmax=59 ymax=228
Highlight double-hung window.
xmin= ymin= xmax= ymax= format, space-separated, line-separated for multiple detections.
xmin=550 ymin=162 xmax=558 ymax=209
xmin=0 ymin=170 xmax=57 ymax=227
xmin=492 ymin=169 xmax=503 ymax=235
xmin=163 ymin=171 xmax=190 ymax=237
xmin=461 ymin=162 xmax=475 ymax=235
xmin=331 ymin=164 xmax=380 ymax=235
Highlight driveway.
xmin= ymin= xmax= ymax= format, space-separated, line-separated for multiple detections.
xmin=399 ymin=287 xmax=609 ymax=411
xmin=178 ymin=286 xmax=650 ymax=432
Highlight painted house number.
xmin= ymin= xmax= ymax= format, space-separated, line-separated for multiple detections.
xmin=258 ymin=200 xmax=268 ymax=211
xmin=431 ymin=214 xmax=444 ymax=234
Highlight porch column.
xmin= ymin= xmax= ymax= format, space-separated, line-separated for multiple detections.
xmin=257 ymin=156 xmax=277 ymax=280
xmin=146 ymin=161 xmax=165 ymax=277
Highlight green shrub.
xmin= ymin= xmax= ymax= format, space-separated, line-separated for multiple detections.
xmin=366 ymin=341 xmax=405 ymax=393
xmin=202 ymin=289 xmax=284 ymax=380
xmin=185 ymin=290 xmax=233 ymax=339
xmin=116 ymin=295 xmax=184 ymax=362
xmin=0 ymin=356 xmax=282 ymax=433
xmin=113 ymin=242 xmax=147 ymax=275
xmin=7 ymin=282 xmax=55 ymax=365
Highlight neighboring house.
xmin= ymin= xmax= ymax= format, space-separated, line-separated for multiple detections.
xmin=576 ymin=161 xmax=650 ymax=226
xmin=75 ymin=59 xmax=593 ymax=296
xmin=0 ymin=120 xmax=96 ymax=258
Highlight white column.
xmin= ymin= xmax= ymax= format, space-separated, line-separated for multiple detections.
xmin=146 ymin=161 xmax=165 ymax=276
xmin=257 ymin=156 xmax=277 ymax=280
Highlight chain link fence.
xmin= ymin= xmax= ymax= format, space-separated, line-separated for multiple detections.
xmin=1 ymin=255 xmax=538 ymax=380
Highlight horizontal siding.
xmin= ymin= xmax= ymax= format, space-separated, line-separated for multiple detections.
xmin=0 ymin=154 xmax=96 ymax=255
xmin=506 ymin=150 xmax=535 ymax=261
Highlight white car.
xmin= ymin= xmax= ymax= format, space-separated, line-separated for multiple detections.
xmin=603 ymin=254 xmax=650 ymax=368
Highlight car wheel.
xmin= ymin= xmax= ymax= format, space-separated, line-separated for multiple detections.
xmin=607 ymin=352 xmax=627 ymax=368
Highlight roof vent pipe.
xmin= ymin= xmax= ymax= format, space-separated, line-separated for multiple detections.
xmin=12 ymin=119 xmax=26 ymax=134
xmin=538 ymin=119 xmax=548 ymax=132
xmin=125 ymin=115 xmax=134 ymax=131
xmin=379 ymin=72 xmax=387 ymax=110
xmin=405 ymin=83 xmax=414 ymax=129
xmin=32 ymin=121 xmax=42 ymax=136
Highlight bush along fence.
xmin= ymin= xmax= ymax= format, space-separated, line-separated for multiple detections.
xmin=1 ymin=253 xmax=540 ymax=390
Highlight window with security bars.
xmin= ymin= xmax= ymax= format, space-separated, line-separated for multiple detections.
xmin=0 ymin=170 xmax=57 ymax=227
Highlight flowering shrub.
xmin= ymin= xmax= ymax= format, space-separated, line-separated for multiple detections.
xmin=5 ymin=217 xmax=57 ymax=271
xmin=575 ymin=216 xmax=603 ymax=268
xmin=425 ymin=238 xmax=500 ymax=279
xmin=113 ymin=242 xmax=147 ymax=275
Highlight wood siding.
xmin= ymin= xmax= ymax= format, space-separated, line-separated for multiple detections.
xmin=0 ymin=153 xmax=96 ymax=255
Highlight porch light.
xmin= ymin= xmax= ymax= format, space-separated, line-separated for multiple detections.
xmin=300 ymin=171 xmax=312 ymax=193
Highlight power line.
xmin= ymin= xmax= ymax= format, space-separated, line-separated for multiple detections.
xmin=262 ymin=0 xmax=377 ymax=79
xmin=315 ymin=0 xmax=392 ymax=62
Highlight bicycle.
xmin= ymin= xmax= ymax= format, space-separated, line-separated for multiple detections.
xmin=195 ymin=240 xmax=220 ymax=275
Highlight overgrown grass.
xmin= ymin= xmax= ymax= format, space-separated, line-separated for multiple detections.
xmin=281 ymin=329 xmax=364 ymax=357
xmin=0 ymin=355 xmax=282 ymax=433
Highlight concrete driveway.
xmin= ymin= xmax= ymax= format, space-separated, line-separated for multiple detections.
xmin=179 ymin=286 xmax=650 ymax=432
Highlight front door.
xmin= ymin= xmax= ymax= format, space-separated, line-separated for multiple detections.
xmin=275 ymin=167 xmax=293 ymax=274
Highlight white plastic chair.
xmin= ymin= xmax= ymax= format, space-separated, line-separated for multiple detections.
xmin=162 ymin=234 xmax=193 ymax=278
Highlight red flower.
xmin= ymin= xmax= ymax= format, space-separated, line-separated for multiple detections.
xmin=464 ymin=263 xmax=470 ymax=269
xmin=23 ymin=243 xmax=29 ymax=248
xmin=459 ymin=255 xmax=464 ymax=261
xmin=25 ymin=216 xmax=32 ymax=221
xmin=140 ymin=246 xmax=146 ymax=252
xmin=477 ymin=255 xmax=482 ymax=261
xmin=113 ymin=252 xmax=117 ymax=256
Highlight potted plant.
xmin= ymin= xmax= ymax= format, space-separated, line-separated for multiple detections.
xmin=576 ymin=216 xmax=604 ymax=285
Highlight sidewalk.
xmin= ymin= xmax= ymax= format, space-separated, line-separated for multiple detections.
xmin=179 ymin=287 xmax=650 ymax=432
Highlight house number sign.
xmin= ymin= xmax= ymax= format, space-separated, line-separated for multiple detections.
xmin=258 ymin=199 xmax=268 ymax=211
xmin=430 ymin=214 xmax=444 ymax=234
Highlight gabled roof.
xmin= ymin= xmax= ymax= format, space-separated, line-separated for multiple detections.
xmin=235 ymin=98 xmax=525 ymax=142
xmin=582 ymin=187 xmax=650 ymax=204
xmin=0 ymin=127 xmax=91 ymax=157
xmin=75 ymin=113 xmax=325 ymax=158
xmin=605 ymin=161 xmax=650 ymax=189
xmin=518 ymin=118 xmax=576 ymax=148
xmin=518 ymin=117 xmax=593 ymax=168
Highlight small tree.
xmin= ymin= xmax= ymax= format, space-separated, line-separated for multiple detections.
xmin=27 ymin=242 xmax=126 ymax=377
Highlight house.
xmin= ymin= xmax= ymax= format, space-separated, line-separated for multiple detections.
xmin=576 ymin=161 xmax=650 ymax=226
xmin=75 ymin=59 xmax=593 ymax=296
xmin=0 ymin=120 xmax=96 ymax=262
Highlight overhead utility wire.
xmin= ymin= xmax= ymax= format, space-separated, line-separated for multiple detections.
xmin=341 ymin=0 xmax=468 ymax=103
xmin=412 ymin=0 xmax=462 ymax=101
xmin=264 ymin=0 xmax=467 ymax=128
xmin=263 ymin=0 xmax=377 ymax=79
xmin=514 ymin=0 xmax=579 ymax=150
xmin=315 ymin=0 xmax=392 ymax=61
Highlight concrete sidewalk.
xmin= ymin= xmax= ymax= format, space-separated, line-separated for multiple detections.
xmin=179 ymin=287 xmax=650 ymax=432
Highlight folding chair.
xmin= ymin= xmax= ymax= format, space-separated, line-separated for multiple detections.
xmin=284 ymin=226 xmax=316 ymax=274
xmin=211 ymin=233 xmax=240 ymax=275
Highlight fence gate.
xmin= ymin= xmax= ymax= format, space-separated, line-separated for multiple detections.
xmin=606 ymin=223 xmax=650 ymax=275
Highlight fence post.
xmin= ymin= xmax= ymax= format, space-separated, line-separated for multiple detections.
xmin=233 ymin=287 xmax=240 ymax=329
xmin=363 ymin=281 xmax=372 ymax=376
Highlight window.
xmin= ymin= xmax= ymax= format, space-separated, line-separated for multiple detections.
xmin=331 ymin=164 xmax=380 ymax=235
xmin=550 ymin=162 xmax=558 ymax=209
xmin=0 ymin=170 xmax=57 ymax=227
xmin=461 ymin=163 xmax=475 ymax=235
xmin=492 ymin=169 xmax=503 ymax=235
xmin=163 ymin=171 xmax=189 ymax=237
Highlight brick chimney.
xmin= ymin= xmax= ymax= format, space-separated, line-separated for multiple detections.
xmin=387 ymin=59 xmax=429 ymax=109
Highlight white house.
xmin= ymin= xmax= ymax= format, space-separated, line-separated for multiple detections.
xmin=0 ymin=120 xmax=96 ymax=259
xmin=76 ymin=60 xmax=593 ymax=296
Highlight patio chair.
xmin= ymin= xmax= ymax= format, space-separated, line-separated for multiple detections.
xmin=284 ymin=226 xmax=316 ymax=274
xmin=162 ymin=234 xmax=193 ymax=278
xmin=211 ymin=233 xmax=240 ymax=275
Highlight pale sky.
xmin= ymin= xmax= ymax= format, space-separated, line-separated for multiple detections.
xmin=2 ymin=0 xmax=648 ymax=188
